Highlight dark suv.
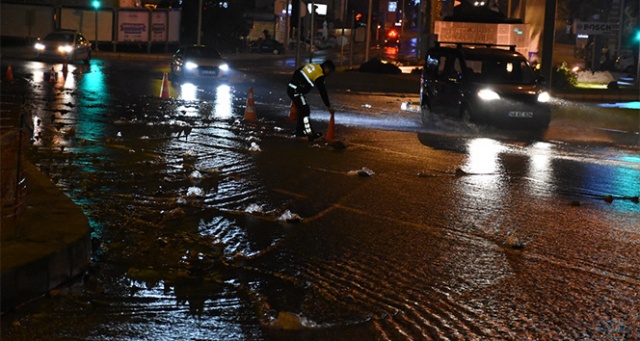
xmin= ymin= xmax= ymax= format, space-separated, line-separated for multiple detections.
xmin=420 ymin=42 xmax=551 ymax=131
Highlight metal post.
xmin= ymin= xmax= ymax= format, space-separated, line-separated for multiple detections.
xmin=95 ymin=9 xmax=99 ymax=51
xmin=365 ymin=0 xmax=372 ymax=62
xmin=197 ymin=0 xmax=203 ymax=44
xmin=540 ymin=0 xmax=556 ymax=85
xmin=310 ymin=1 xmax=315 ymax=62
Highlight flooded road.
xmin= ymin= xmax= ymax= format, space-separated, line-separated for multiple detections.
xmin=2 ymin=56 xmax=639 ymax=340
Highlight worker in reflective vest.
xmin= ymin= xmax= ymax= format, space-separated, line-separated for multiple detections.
xmin=287 ymin=60 xmax=336 ymax=142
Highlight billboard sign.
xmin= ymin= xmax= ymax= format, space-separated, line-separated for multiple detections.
xmin=118 ymin=11 xmax=149 ymax=41
xmin=575 ymin=22 xmax=619 ymax=35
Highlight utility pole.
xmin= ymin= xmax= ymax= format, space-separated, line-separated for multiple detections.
xmin=540 ymin=0 xmax=557 ymax=85
xmin=364 ymin=0 xmax=372 ymax=62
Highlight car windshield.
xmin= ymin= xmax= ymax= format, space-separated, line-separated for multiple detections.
xmin=465 ymin=57 xmax=537 ymax=84
xmin=184 ymin=47 xmax=221 ymax=59
xmin=44 ymin=32 xmax=75 ymax=43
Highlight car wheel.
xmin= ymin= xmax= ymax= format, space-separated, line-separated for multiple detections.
xmin=420 ymin=102 xmax=433 ymax=126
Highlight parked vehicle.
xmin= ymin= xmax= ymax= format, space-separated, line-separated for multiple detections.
xmin=420 ymin=42 xmax=551 ymax=131
xmin=248 ymin=39 xmax=285 ymax=55
xmin=34 ymin=30 xmax=92 ymax=64
xmin=615 ymin=50 xmax=637 ymax=73
xmin=170 ymin=45 xmax=230 ymax=81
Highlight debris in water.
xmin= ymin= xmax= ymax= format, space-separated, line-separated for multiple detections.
xmin=506 ymin=233 xmax=524 ymax=250
xmin=187 ymin=187 xmax=205 ymax=197
xmin=245 ymin=203 xmax=264 ymax=213
xmin=269 ymin=312 xmax=316 ymax=330
xmin=277 ymin=210 xmax=302 ymax=222
xmin=188 ymin=170 xmax=202 ymax=181
xmin=454 ymin=167 xmax=470 ymax=177
xmin=249 ymin=142 xmax=261 ymax=152
xmin=348 ymin=167 xmax=375 ymax=177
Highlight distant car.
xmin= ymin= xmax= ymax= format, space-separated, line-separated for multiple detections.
xmin=383 ymin=29 xmax=401 ymax=48
xmin=614 ymin=50 xmax=636 ymax=73
xmin=420 ymin=42 xmax=551 ymax=131
xmin=249 ymin=39 xmax=285 ymax=55
xmin=170 ymin=45 xmax=230 ymax=81
xmin=34 ymin=30 xmax=92 ymax=64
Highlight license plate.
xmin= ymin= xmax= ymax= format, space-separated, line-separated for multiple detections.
xmin=508 ymin=111 xmax=533 ymax=118
xmin=201 ymin=70 xmax=218 ymax=75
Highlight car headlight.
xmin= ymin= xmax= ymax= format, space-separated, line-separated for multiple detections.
xmin=35 ymin=42 xmax=45 ymax=51
xmin=478 ymin=89 xmax=500 ymax=101
xmin=185 ymin=61 xmax=198 ymax=70
xmin=58 ymin=45 xmax=73 ymax=53
xmin=537 ymin=91 xmax=551 ymax=103
xmin=219 ymin=63 xmax=229 ymax=71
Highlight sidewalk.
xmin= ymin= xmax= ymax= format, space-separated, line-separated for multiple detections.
xmin=1 ymin=161 xmax=91 ymax=312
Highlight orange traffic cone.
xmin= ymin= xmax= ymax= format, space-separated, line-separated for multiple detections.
xmin=49 ymin=66 xmax=56 ymax=83
xmin=244 ymin=87 xmax=258 ymax=122
xmin=287 ymin=101 xmax=298 ymax=121
xmin=160 ymin=72 xmax=170 ymax=98
xmin=6 ymin=65 xmax=14 ymax=81
xmin=326 ymin=111 xmax=336 ymax=142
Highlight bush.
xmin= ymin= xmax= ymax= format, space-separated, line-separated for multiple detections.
xmin=551 ymin=62 xmax=577 ymax=90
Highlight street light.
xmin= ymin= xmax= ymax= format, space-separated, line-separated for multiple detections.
xmin=92 ymin=0 xmax=100 ymax=51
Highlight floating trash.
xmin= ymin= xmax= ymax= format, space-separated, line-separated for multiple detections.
xmin=188 ymin=170 xmax=202 ymax=180
xmin=186 ymin=186 xmax=205 ymax=197
xmin=348 ymin=167 xmax=375 ymax=177
xmin=277 ymin=210 xmax=302 ymax=222
xmin=249 ymin=142 xmax=261 ymax=152
xmin=245 ymin=203 xmax=264 ymax=213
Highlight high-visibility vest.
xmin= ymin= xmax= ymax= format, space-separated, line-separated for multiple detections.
xmin=300 ymin=63 xmax=324 ymax=87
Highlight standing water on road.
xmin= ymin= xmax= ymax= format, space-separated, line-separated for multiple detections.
xmin=2 ymin=58 xmax=640 ymax=340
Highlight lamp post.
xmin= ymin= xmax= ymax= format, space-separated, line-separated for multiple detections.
xmin=92 ymin=0 xmax=100 ymax=51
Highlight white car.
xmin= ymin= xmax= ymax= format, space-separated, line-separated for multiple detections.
xmin=170 ymin=45 xmax=230 ymax=81
xmin=34 ymin=30 xmax=92 ymax=64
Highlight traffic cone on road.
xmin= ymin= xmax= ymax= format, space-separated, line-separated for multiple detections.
xmin=244 ymin=87 xmax=258 ymax=122
xmin=160 ymin=72 xmax=171 ymax=98
xmin=49 ymin=67 xmax=56 ymax=83
xmin=5 ymin=65 xmax=14 ymax=81
xmin=326 ymin=111 xmax=336 ymax=142
xmin=287 ymin=101 xmax=298 ymax=121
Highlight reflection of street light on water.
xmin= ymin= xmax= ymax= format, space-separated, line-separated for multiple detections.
xmin=92 ymin=0 xmax=100 ymax=51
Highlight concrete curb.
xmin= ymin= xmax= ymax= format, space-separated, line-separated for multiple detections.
xmin=1 ymin=161 xmax=91 ymax=312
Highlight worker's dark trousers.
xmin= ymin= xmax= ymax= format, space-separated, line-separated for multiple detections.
xmin=287 ymin=87 xmax=312 ymax=136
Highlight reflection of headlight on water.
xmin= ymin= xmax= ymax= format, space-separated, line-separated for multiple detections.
xmin=180 ymin=83 xmax=198 ymax=101
xmin=215 ymin=84 xmax=233 ymax=119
